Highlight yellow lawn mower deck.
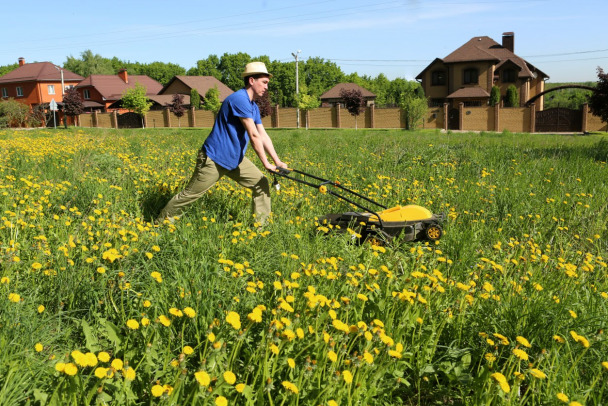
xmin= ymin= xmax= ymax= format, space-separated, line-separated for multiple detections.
xmin=273 ymin=168 xmax=446 ymax=244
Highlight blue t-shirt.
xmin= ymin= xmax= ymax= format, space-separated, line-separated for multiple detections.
xmin=203 ymin=88 xmax=262 ymax=170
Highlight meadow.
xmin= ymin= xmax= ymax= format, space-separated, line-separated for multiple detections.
xmin=1 ymin=127 xmax=607 ymax=405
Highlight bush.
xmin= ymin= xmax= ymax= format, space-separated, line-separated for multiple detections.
xmin=490 ymin=86 xmax=501 ymax=107
xmin=0 ymin=98 xmax=31 ymax=127
xmin=505 ymin=85 xmax=519 ymax=107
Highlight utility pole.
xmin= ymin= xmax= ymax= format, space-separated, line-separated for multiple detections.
xmin=292 ymin=50 xmax=301 ymax=128
xmin=54 ymin=65 xmax=66 ymax=127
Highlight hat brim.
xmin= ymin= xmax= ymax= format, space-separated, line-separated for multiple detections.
xmin=242 ymin=71 xmax=273 ymax=78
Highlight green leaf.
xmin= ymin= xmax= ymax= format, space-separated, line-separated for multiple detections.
xmin=33 ymin=388 xmax=48 ymax=405
xmin=81 ymin=319 xmax=101 ymax=352
xmin=100 ymin=318 xmax=122 ymax=350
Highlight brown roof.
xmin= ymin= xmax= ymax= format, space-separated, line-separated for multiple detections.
xmin=320 ymin=83 xmax=376 ymax=100
xmin=0 ymin=62 xmax=83 ymax=84
xmin=76 ymin=74 xmax=162 ymax=101
xmin=160 ymin=76 xmax=233 ymax=101
xmin=446 ymin=87 xmax=490 ymax=99
xmin=416 ymin=36 xmax=548 ymax=80
xmin=148 ymin=94 xmax=191 ymax=106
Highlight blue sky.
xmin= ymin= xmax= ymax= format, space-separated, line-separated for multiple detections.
xmin=3 ymin=0 xmax=607 ymax=83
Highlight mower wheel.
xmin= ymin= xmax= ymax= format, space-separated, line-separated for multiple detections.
xmin=425 ymin=224 xmax=443 ymax=241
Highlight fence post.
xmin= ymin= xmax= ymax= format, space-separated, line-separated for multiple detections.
xmin=529 ymin=103 xmax=536 ymax=133
xmin=93 ymin=110 xmax=99 ymax=128
xmin=143 ymin=113 xmax=148 ymax=129
xmin=112 ymin=111 xmax=118 ymax=129
xmin=189 ymin=107 xmax=195 ymax=127
xmin=369 ymin=105 xmax=375 ymax=129
xmin=335 ymin=104 xmax=341 ymax=128
xmin=273 ymin=105 xmax=280 ymax=128
xmin=443 ymin=103 xmax=449 ymax=131
xmin=494 ymin=104 xmax=500 ymax=132
xmin=582 ymin=103 xmax=588 ymax=133
xmin=458 ymin=102 xmax=464 ymax=131
xmin=164 ymin=108 xmax=171 ymax=128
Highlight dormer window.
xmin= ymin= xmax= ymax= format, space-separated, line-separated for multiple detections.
xmin=431 ymin=70 xmax=446 ymax=86
xmin=83 ymin=89 xmax=90 ymax=100
xmin=502 ymin=69 xmax=517 ymax=83
xmin=463 ymin=68 xmax=478 ymax=85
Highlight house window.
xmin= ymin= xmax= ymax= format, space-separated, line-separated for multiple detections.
xmin=502 ymin=69 xmax=516 ymax=83
xmin=431 ymin=70 xmax=446 ymax=86
xmin=16 ymin=86 xmax=23 ymax=97
xmin=463 ymin=68 xmax=478 ymax=84
xmin=463 ymin=100 xmax=483 ymax=107
xmin=430 ymin=98 xmax=445 ymax=107
xmin=48 ymin=85 xmax=55 ymax=95
xmin=83 ymin=89 xmax=90 ymax=99
xmin=1 ymin=88 xmax=7 ymax=98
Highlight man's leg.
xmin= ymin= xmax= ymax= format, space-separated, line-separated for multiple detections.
xmin=227 ymin=157 xmax=271 ymax=224
xmin=158 ymin=149 xmax=224 ymax=220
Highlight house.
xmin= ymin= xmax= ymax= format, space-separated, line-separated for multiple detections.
xmin=0 ymin=57 xmax=84 ymax=108
xmin=416 ymin=32 xmax=549 ymax=110
xmin=159 ymin=76 xmax=233 ymax=105
xmin=75 ymin=69 xmax=162 ymax=112
xmin=320 ymin=83 xmax=376 ymax=107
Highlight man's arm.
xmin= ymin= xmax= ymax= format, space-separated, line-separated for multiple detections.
xmin=240 ymin=117 xmax=286 ymax=171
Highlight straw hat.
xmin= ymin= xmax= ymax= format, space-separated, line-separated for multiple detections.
xmin=242 ymin=61 xmax=272 ymax=78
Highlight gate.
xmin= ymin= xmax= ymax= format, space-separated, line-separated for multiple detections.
xmin=448 ymin=108 xmax=460 ymax=130
xmin=535 ymin=108 xmax=582 ymax=133
xmin=117 ymin=112 xmax=143 ymax=128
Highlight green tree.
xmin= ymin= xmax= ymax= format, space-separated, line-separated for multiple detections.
xmin=297 ymin=92 xmax=320 ymax=129
xmin=267 ymin=60 xmax=296 ymax=107
xmin=187 ymin=55 xmax=221 ymax=78
xmin=490 ymin=86 xmax=501 ymax=107
xmin=303 ymin=57 xmax=344 ymax=100
xmin=589 ymin=67 xmax=608 ymax=124
xmin=399 ymin=83 xmax=428 ymax=130
xmin=0 ymin=99 xmax=31 ymax=127
xmin=121 ymin=83 xmax=152 ymax=128
xmin=218 ymin=52 xmax=251 ymax=91
xmin=0 ymin=63 xmax=18 ymax=77
xmin=203 ymin=86 xmax=221 ymax=114
xmin=505 ymin=85 xmax=519 ymax=107
xmin=190 ymin=89 xmax=201 ymax=110
xmin=141 ymin=62 xmax=186 ymax=86
xmin=64 ymin=50 xmax=114 ymax=77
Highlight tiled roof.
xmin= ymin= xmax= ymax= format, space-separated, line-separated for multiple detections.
xmin=0 ymin=62 xmax=83 ymax=84
xmin=161 ymin=76 xmax=233 ymax=101
xmin=76 ymin=75 xmax=162 ymax=101
xmin=320 ymin=83 xmax=376 ymax=99
xmin=148 ymin=94 xmax=191 ymax=106
xmin=446 ymin=87 xmax=490 ymax=99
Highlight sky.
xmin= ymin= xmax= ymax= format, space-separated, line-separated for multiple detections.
xmin=2 ymin=0 xmax=607 ymax=83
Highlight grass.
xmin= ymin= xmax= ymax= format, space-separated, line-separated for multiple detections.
xmin=0 ymin=127 xmax=607 ymax=405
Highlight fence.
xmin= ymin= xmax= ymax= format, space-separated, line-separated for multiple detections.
xmin=78 ymin=103 xmax=607 ymax=133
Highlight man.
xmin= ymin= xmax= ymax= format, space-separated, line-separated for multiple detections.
xmin=158 ymin=61 xmax=286 ymax=225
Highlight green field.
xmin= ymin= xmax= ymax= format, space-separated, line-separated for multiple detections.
xmin=1 ymin=127 xmax=607 ymax=405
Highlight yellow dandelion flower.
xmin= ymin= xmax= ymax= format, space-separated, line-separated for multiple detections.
xmin=208 ymin=332 xmax=216 ymax=342
xmin=111 ymin=358 xmax=123 ymax=371
xmin=235 ymin=383 xmax=246 ymax=393
xmin=215 ymin=396 xmax=228 ymax=406
xmin=151 ymin=384 xmax=165 ymax=397
xmin=158 ymin=315 xmax=171 ymax=326
xmin=270 ymin=344 xmax=279 ymax=355
xmin=141 ymin=317 xmax=150 ymax=326
xmin=602 ymin=361 xmax=608 ymax=370
xmin=183 ymin=307 xmax=196 ymax=318
xmin=124 ymin=367 xmax=136 ymax=381
xmin=97 ymin=351 xmax=110 ymax=363
xmin=328 ymin=350 xmax=338 ymax=362
xmin=35 ymin=343 xmax=43 ymax=352
xmin=516 ymin=336 xmax=531 ymax=348
xmin=64 ymin=363 xmax=78 ymax=376
xmin=282 ymin=380 xmax=299 ymax=394
xmin=556 ymin=392 xmax=569 ymax=403
xmin=94 ymin=367 xmax=109 ymax=379
xmin=491 ymin=372 xmax=510 ymax=393
xmin=55 ymin=362 xmax=66 ymax=372
xmin=169 ymin=307 xmax=183 ymax=317
xmin=195 ymin=370 xmax=211 ymax=386
xmin=8 ymin=293 xmax=21 ymax=303
xmin=38 ymin=305 xmax=45 ymax=313
xmin=287 ymin=358 xmax=296 ymax=368
xmin=183 ymin=346 xmax=194 ymax=355
xmin=529 ymin=368 xmax=547 ymax=379
xmin=223 ymin=371 xmax=236 ymax=385
xmin=126 ymin=319 xmax=139 ymax=330
xmin=513 ymin=348 xmax=529 ymax=361
xmin=343 ymin=370 xmax=353 ymax=384
xmin=226 ymin=311 xmax=241 ymax=330
xmin=328 ymin=401 xmax=338 ymax=406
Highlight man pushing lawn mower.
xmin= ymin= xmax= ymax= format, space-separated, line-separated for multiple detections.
xmin=157 ymin=62 xmax=287 ymax=225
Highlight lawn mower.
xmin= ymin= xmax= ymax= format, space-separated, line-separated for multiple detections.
xmin=272 ymin=167 xmax=445 ymax=244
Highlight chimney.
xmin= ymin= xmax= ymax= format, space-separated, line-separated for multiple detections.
xmin=18 ymin=57 xmax=25 ymax=66
xmin=502 ymin=32 xmax=514 ymax=53
xmin=118 ymin=69 xmax=128 ymax=83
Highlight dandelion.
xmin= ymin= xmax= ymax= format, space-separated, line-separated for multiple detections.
xmin=363 ymin=351 xmax=374 ymax=364
xmin=513 ymin=348 xmax=529 ymax=361
xmin=64 ymin=363 xmax=78 ymax=376
xmin=556 ymin=392 xmax=569 ymax=403
xmin=226 ymin=311 xmax=241 ymax=330
xmin=208 ymin=332 xmax=216 ymax=342
xmin=169 ymin=307 xmax=183 ymax=317
xmin=151 ymin=384 xmax=165 ymax=397
xmin=183 ymin=307 xmax=196 ymax=318
xmin=235 ymin=383 xmax=246 ymax=393
xmin=223 ymin=371 xmax=236 ymax=385
xmin=97 ymin=267 xmax=106 ymax=274
xmin=158 ymin=315 xmax=171 ymax=327
xmin=95 ymin=367 xmax=110 ymax=379
xmin=491 ymin=372 xmax=510 ymax=393
xmin=98 ymin=351 xmax=110 ymax=362
xmin=569 ymin=331 xmax=590 ymax=348
xmin=150 ymin=271 xmax=162 ymax=283
xmin=529 ymin=368 xmax=547 ymax=379
xmin=270 ymin=344 xmax=279 ymax=355
xmin=328 ymin=401 xmax=338 ymax=406
xmin=124 ymin=367 xmax=136 ymax=380
xmin=602 ymin=361 xmax=608 ymax=370
xmin=183 ymin=346 xmax=194 ymax=355
xmin=342 ymin=370 xmax=353 ymax=384
xmin=328 ymin=350 xmax=338 ymax=362
xmin=287 ymin=358 xmax=296 ymax=368
xmin=215 ymin=396 xmax=228 ymax=406
xmin=569 ymin=402 xmax=583 ymax=406
xmin=282 ymin=380 xmax=299 ymax=394
xmin=111 ymin=358 xmax=123 ymax=371
xmin=485 ymin=353 xmax=496 ymax=363
xmin=195 ymin=371 xmax=211 ymax=386
xmin=516 ymin=336 xmax=531 ymax=348
xmin=8 ymin=293 xmax=21 ymax=303
xmin=126 ymin=319 xmax=139 ymax=330
xmin=35 ymin=343 xmax=43 ymax=352
xmin=55 ymin=362 xmax=66 ymax=372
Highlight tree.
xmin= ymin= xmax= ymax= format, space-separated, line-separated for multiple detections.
xmin=190 ymin=89 xmax=201 ymax=110
xmin=399 ymin=83 xmax=428 ymax=130
xmin=141 ymin=62 xmax=186 ymax=86
xmin=64 ymin=50 xmax=114 ymax=77
xmin=303 ymin=57 xmax=344 ymax=100
xmin=340 ymin=88 xmax=364 ymax=130
xmin=218 ymin=52 xmax=252 ymax=91
xmin=297 ymin=92 xmax=320 ymax=129
xmin=255 ymin=91 xmax=272 ymax=119
xmin=121 ymin=83 xmax=152 ymax=128
xmin=0 ymin=63 xmax=18 ymax=77
xmin=62 ymin=87 xmax=84 ymax=126
xmin=203 ymin=86 xmax=221 ymax=115
xmin=505 ymin=85 xmax=519 ymax=107
xmin=490 ymin=85 xmax=501 ymax=107
xmin=168 ymin=94 xmax=186 ymax=127
xmin=588 ymin=67 xmax=608 ymax=123
xmin=187 ymin=55 xmax=221 ymax=79
xmin=0 ymin=99 xmax=31 ymax=127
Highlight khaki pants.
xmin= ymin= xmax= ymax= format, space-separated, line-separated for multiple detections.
xmin=158 ymin=149 xmax=271 ymax=223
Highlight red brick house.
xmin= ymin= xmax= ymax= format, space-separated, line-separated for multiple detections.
xmin=416 ymin=33 xmax=549 ymax=109
xmin=0 ymin=57 xmax=83 ymax=108
xmin=75 ymin=69 xmax=162 ymax=112
xmin=320 ymin=83 xmax=376 ymax=107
